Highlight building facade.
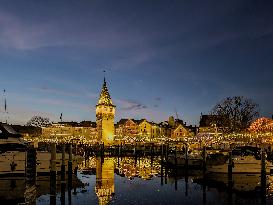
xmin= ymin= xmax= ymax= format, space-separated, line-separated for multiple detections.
xmin=115 ymin=119 xmax=139 ymax=139
xmin=171 ymin=124 xmax=190 ymax=138
xmin=41 ymin=121 xmax=97 ymax=142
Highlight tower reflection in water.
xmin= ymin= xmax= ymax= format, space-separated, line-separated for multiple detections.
xmin=95 ymin=157 xmax=115 ymax=205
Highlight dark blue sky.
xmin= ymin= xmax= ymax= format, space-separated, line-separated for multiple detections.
xmin=0 ymin=0 xmax=272 ymax=125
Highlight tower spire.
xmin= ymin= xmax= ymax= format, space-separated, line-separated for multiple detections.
xmin=97 ymin=76 xmax=115 ymax=107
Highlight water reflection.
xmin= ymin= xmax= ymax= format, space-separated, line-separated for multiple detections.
xmin=1 ymin=154 xmax=271 ymax=205
xmin=77 ymin=155 xmax=271 ymax=204
xmin=95 ymin=157 xmax=115 ymax=205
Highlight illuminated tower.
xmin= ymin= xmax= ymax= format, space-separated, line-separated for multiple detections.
xmin=96 ymin=78 xmax=116 ymax=145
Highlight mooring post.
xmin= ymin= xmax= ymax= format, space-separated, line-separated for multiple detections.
xmin=185 ymin=143 xmax=189 ymax=196
xmin=228 ymin=149 xmax=233 ymax=186
xmin=61 ymin=144 xmax=66 ymax=180
xmin=174 ymin=146 xmax=177 ymax=191
xmin=202 ymin=146 xmax=207 ymax=204
xmin=50 ymin=143 xmax=56 ymax=205
xmin=68 ymin=143 xmax=73 ymax=189
xmin=227 ymin=148 xmax=233 ymax=204
xmin=150 ymin=143 xmax=154 ymax=166
xmin=185 ymin=144 xmax=188 ymax=170
xmin=185 ymin=168 xmax=188 ymax=197
xmin=164 ymin=166 xmax=168 ymax=184
xmin=100 ymin=142 xmax=104 ymax=157
xmin=261 ymin=146 xmax=266 ymax=205
xmin=84 ymin=145 xmax=87 ymax=167
xmin=134 ymin=143 xmax=137 ymax=165
xmin=165 ymin=144 xmax=169 ymax=163
xmin=161 ymin=144 xmax=164 ymax=162
xmin=120 ymin=143 xmax=123 ymax=160
xmin=160 ymin=143 xmax=164 ymax=186
xmin=202 ymin=146 xmax=206 ymax=175
xmin=25 ymin=145 xmax=37 ymax=204
xmin=60 ymin=144 xmax=66 ymax=205
xmin=203 ymin=180 xmax=206 ymax=205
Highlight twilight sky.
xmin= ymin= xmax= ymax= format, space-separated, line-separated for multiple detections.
xmin=0 ymin=0 xmax=272 ymax=125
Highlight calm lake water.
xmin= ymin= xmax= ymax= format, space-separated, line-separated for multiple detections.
xmin=32 ymin=156 xmax=273 ymax=205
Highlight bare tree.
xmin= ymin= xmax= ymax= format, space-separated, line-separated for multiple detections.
xmin=26 ymin=116 xmax=50 ymax=127
xmin=210 ymin=96 xmax=259 ymax=133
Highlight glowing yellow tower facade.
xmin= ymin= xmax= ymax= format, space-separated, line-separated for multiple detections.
xmin=96 ymin=78 xmax=116 ymax=145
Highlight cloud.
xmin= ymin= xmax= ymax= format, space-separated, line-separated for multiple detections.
xmin=35 ymin=98 xmax=90 ymax=111
xmin=0 ymin=10 xmax=60 ymax=50
xmin=115 ymin=99 xmax=147 ymax=111
xmin=31 ymin=86 xmax=81 ymax=97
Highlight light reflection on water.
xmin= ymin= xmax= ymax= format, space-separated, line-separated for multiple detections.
xmin=33 ymin=156 xmax=270 ymax=205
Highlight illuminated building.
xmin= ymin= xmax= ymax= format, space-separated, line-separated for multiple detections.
xmin=151 ymin=122 xmax=160 ymax=138
xmin=41 ymin=121 xmax=97 ymax=142
xmin=198 ymin=114 xmax=224 ymax=134
xmin=138 ymin=119 xmax=152 ymax=139
xmin=95 ymin=157 xmax=115 ymax=205
xmin=158 ymin=121 xmax=172 ymax=138
xmin=96 ymin=78 xmax=116 ymax=145
xmin=171 ymin=124 xmax=191 ymax=138
xmin=115 ymin=119 xmax=139 ymax=138
xmin=115 ymin=117 xmax=194 ymax=141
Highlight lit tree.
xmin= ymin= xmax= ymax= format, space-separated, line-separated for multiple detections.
xmin=210 ymin=96 xmax=259 ymax=133
xmin=248 ymin=117 xmax=273 ymax=133
xmin=26 ymin=116 xmax=50 ymax=127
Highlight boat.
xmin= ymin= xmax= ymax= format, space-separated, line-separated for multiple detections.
xmin=207 ymin=146 xmax=273 ymax=174
xmin=0 ymin=123 xmax=82 ymax=176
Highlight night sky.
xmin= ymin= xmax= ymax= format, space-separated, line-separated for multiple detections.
xmin=0 ymin=0 xmax=272 ymax=125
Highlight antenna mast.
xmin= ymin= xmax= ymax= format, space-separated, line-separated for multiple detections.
xmin=3 ymin=89 xmax=8 ymax=123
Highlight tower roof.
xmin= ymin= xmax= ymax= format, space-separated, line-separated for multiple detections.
xmin=96 ymin=78 xmax=115 ymax=107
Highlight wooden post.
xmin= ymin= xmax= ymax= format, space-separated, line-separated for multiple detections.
xmin=160 ymin=147 xmax=164 ymax=186
xmin=174 ymin=146 xmax=177 ymax=191
xmin=134 ymin=143 xmax=137 ymax=165
xmin=202 ymin=146 xmax=206 ymax=205
xmin=61 ymin=144 xmax=66 ymax=180
xmin=165 ymin=144 xmax=169 ymax=163
xmin=100 ymin=142 xmax=104 ymax=157
xmin=202 ymin=146 xmax=206 ymax=175
xmin=164 ymin=166 xmax=168 ymax=184
xmin=50 ymin=143 xmax=56 ymax=205
xmin=61 ymin=144 xmax=66 ymax=205
xmin=150 ymin=144 xmax=154 ymax=167
xmin=161 ymin=144 xmax=164 ymax=162
xmin=185 ymin=144 xmax=189 ymax=196
xmin=185 ymin=144 xmax=188 ymax=170
xmin=25 ymin=145 xmax=37 ymax=204
xmin=228 ymin=149 xmax=233 ymax=204
xmin=120 ymin=143 xmax=123 ymax=160
xmin=261 ymin=147 xmax=266 ymax=205
xmin=164 ymin=144 xmax=168 ymax=185
xmin=185 ymin=169 xmax=188 ymax=197
xmin=68 ymin=144 xmax=73 ymax=189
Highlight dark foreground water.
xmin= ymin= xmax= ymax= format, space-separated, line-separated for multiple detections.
xmin=34 ymin=156 xmax=273 ymax=205
xmin=2 ymin=156 xmax=273 ymax=205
